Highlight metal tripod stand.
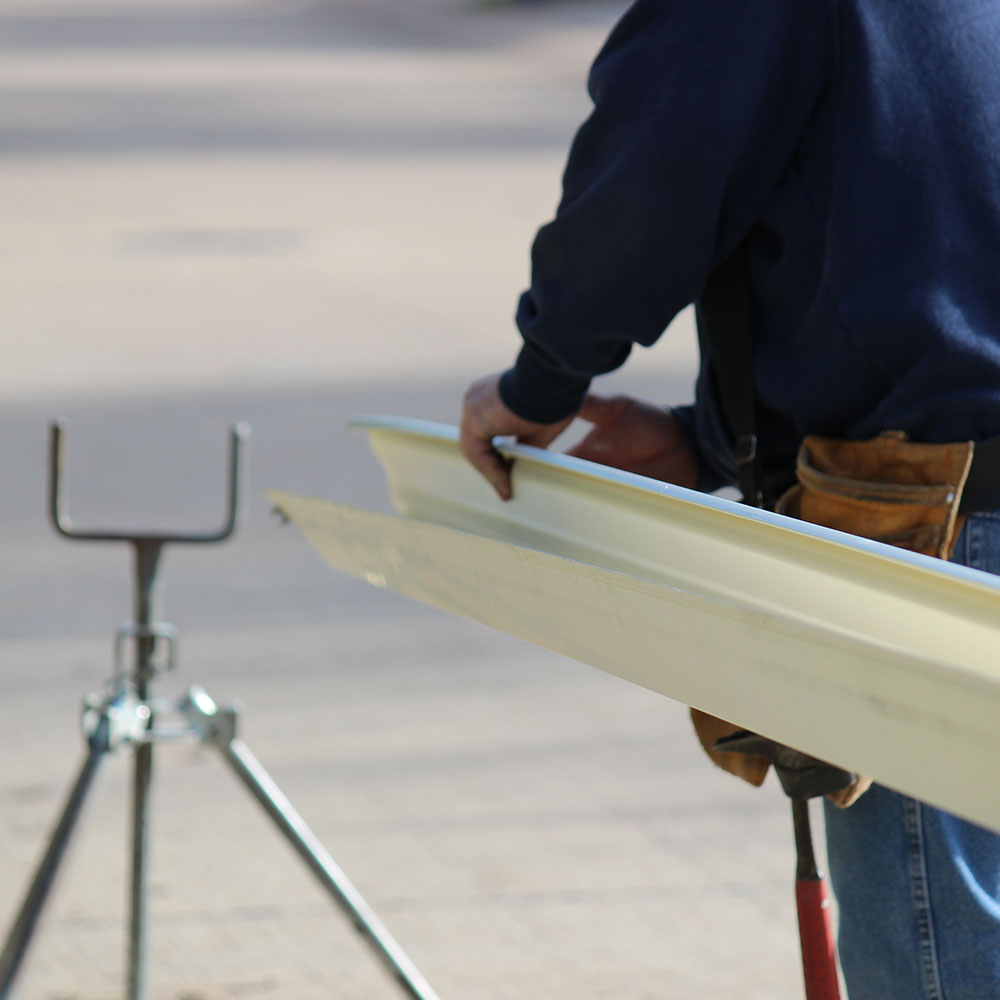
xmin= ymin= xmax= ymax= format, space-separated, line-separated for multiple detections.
xmin=0 ymin=423 xmax=440 ymax=1000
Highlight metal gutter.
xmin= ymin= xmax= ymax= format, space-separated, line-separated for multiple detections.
xmin=271 ymin=415 xmax=1000 ymax=831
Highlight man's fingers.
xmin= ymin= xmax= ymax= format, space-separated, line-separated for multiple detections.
xmin=459 ymin=430 xmax=512 ymax=501
xmin=459 ymin=371 xmax=580 ymax=500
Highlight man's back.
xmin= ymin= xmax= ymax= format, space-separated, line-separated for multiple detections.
xmin=751 ymin=0 xmax=1000 ymax=462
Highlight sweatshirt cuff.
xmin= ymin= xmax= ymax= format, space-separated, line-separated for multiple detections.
xmin=497 ymin=346 xmax=592 ymax=424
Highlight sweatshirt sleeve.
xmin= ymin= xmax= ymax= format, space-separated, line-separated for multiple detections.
xmin=499 ymin=0 xmax=832 ymax=422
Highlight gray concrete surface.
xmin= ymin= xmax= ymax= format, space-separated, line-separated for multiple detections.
xmin=0 ymin=2 xmax=819 ymax=997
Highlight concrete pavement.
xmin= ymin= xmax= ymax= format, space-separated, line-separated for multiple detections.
xmin=0 ymin=2 xmax=816 ymax=997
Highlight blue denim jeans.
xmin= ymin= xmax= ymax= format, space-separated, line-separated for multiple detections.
xmin=823 ymin=513 xmax=1000 ymax=999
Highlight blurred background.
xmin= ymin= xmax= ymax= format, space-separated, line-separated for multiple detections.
xmin=0 ymin=1 xmax=807 ymax=997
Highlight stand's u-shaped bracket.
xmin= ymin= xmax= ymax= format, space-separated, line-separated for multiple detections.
xmin=47 ymin=420 xmax=250 ymax=696
xmin=48 ymin=421 xmax=249 ymax=546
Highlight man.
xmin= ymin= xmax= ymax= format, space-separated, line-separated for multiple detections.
xmin=458 ymin=1 xmax=1000 ymax=996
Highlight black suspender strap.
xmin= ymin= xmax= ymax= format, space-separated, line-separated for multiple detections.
xmin=699 ymin=245 xmax=1000 ymax=515
xmin=699 ymin=241 xmax=765 ymax=508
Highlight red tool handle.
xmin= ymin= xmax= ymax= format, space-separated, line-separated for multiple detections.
xmin=792 ymin=800 xmax=841 ymax=1000
xmin=796 ymin=876 xmax=841 ymax=1000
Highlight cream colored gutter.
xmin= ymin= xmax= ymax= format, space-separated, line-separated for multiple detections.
xmin=271 ymin=416 xmax=1000 ymax=831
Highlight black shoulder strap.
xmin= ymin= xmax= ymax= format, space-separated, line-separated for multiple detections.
xmin=699 ymin=241 xmax=765 ymax=508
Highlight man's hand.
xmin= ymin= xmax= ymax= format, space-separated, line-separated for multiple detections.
xmin=460 ymin=373 xmax=575 ymax=500
xmin=567 ymin=393 xmax=698 ymax=488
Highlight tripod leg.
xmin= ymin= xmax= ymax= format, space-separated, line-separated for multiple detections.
xmin=127 ymin=739 xmax=153 ymax=1000
xmin=219 ymin=738 xmax=441 ymax=1000
xmin=0 ymin=719 xmax=110 ymax=999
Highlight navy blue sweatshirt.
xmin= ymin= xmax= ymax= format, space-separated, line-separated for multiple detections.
xmin=497 ymin=0 xmax=1000 ymax=491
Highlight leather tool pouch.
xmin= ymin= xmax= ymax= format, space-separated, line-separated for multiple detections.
xmin=775 ymin=431 xmax=974 ymax=560
xmin=692 ymin=430 xmax=975 ymax=808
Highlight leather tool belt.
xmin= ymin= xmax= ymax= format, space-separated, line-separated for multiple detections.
xmin=776 ymin=430 xmax=973 ymax=559
xmin=693 ymin=429 xmax=1000 ymax=807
